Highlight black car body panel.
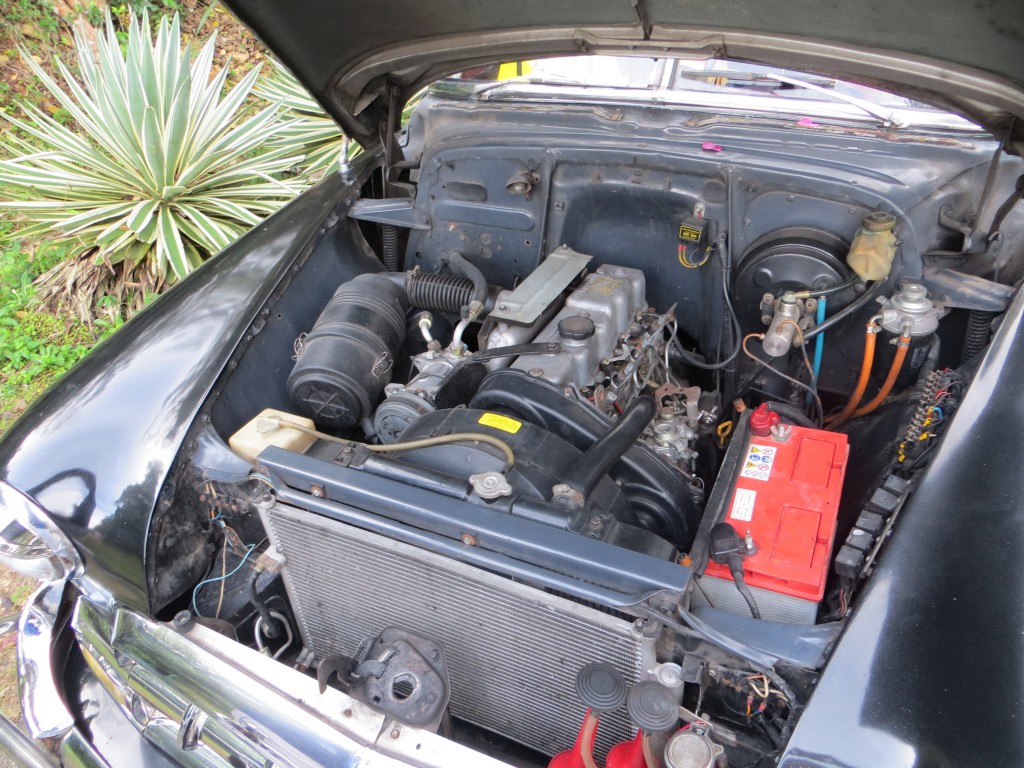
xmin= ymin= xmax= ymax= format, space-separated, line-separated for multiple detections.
xmin=0 ymin=173 xmax=359 ymax=610
xmin=781 ymin=284 xmax=1024 ymax=767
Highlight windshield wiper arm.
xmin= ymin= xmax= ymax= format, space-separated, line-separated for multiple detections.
xmin=762 ymin=72 xmax=905 ymax=129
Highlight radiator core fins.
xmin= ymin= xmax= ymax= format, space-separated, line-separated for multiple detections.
xmin=262 ymin=502 xmax=645 ymax=757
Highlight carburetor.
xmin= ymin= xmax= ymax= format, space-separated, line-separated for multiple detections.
xmin=641 ymin=384 xmax=718 ymax=477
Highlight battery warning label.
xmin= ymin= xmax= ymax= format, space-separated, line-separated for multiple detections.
xmin=739 ymin=444 xmax=777 ymax=481
xmin=730 ymin=488 xmax=757 ymax=522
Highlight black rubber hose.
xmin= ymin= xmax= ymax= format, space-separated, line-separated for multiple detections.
xmin=562 ymin=396 xmax=656 ymax=503
xmin=445 ymin=251 xmax=488 ymax=309
xmin=405 ymin=272 xmax=475 ymax=313
xmin=801 ymin=275 xmax=860 ymax=298
xmin=249 ymin=569 xmax=280 ymax=639
xmin=381 ymin=224 xmax=401 ymax=272
xmin=765 ymin=401 xmax=816 ymax=429
xmin=804 ymin=280 xmax=886 ymax=341
xmin=961 ymin=310 xmax=994 ymax=364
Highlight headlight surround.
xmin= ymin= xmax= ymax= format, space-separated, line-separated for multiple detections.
xmin=0 ymin=481 xmax=81 ymax=581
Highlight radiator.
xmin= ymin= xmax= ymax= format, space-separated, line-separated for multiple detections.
xmin=262 ymin=501 xmax=645 ymax=758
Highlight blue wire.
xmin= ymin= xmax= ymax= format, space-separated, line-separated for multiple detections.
xmin=807 ymin=297 xmax=826 ymax=408
xmin=931 ymin=406 xmax=944 ymax=421
xmin=191 ymin=543 xmax=256 ymax=617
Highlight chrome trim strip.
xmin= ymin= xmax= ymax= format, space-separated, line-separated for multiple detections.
xmin=59 ymin=729 xmax=113 ymax=768
xmin=73 ymin=597 xmax=515 ymax=767
xmin=0 ymin=710 xmax=55 ymax=768
xmin=17 ymin=583 xmax=75 ymax=740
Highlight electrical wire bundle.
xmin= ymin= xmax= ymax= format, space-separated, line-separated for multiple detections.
xmin=897 ymin=368 xmax=963 ymax=469
xmin=714 ymin=669 xmax=792 ymax=750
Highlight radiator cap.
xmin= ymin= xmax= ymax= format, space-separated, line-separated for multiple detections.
xmin=627 ymin=681 xmax=678 ymax=732
xmin=575 ymin=662 xmax=627 ymax=713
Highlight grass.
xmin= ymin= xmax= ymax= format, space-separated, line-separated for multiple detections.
xmin=0 ymin=225 xmax=123 ymax=433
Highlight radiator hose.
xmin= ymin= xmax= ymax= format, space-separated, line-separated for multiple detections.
xmin=555 ymin=396 xmax=656 ymax=507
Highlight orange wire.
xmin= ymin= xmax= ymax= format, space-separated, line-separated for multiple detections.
xmin=826 ymin=320 xmax=878 ymax=429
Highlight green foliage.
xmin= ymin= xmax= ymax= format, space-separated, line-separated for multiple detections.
xmin=0 ymin=226 xmax=115 ymax=433
xmin=0 ymin=12 xmax=307 ymax=308
xmin=252 ymin=59 xmax=354 ymax=180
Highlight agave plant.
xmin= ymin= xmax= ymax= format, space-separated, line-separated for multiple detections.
xmin=0 ymin=13 xmax=307 ymax=313
xmin=252 ymin=59 xmax=355 ymax=180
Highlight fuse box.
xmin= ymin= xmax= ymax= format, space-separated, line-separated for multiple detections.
xmin=698 ymin=408 xmax=849 ymax=624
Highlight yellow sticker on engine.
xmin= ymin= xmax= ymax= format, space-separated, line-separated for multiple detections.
xmin=478 ymin=413 xmax=522 ymax=434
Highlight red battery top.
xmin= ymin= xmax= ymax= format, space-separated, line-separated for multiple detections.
xmin=704 ymin=412 xmax=849 ymax=603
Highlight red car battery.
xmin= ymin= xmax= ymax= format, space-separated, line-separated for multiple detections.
xmin=698 ymin=405 xmax=849 ymax=623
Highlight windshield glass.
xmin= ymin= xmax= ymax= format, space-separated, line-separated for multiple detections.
xmin=442 ymin=56 xmax=980 ymax=131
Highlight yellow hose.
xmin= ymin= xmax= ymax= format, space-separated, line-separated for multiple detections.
xmin=264 ymin=417 xmax=516 ymax=468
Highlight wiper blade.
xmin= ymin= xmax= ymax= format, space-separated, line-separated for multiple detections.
xmin=762 ymin=72 xmax=905 ymax=129
xmin=676 ymin=69 xmax=904 ymax=128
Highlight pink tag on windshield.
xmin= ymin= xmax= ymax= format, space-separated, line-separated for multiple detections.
xmin=702 ymin=142 xmax=723 ymax=152
xmin=797 ymin=117 xmax=819 ymax=127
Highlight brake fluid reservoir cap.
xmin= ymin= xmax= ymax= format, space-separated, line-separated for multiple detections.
xmin=626 ymin=681 xmax=678 ymax=732
xmin=558 ymin=315 xmax=596 ymax=341
xmin=575 ymin=662 xmax=627 ymax=713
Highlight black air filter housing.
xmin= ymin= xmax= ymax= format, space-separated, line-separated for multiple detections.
xmin=287 ymin=273 xmax=408 ymax=429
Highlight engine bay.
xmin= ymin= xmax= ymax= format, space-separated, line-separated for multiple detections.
xmin=152 ymin=91 xmax=1022 ymax=768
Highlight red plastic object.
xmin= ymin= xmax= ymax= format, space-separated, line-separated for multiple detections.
xmin=549 ymin=710 xmax=596 ymax=768
xmin=748 ymin=403 xmax=781 ymax=436
xmin=606 ymin=732 xmax=646 ymax=768
xmin=704 ymin=422 xmax=849 ymax=604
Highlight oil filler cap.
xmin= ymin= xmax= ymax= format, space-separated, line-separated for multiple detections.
xmin=575 ymin=662 xmax=627 ymax=713
xmin=558 ymin=316 xmax=596 ymax=341
xmin=626 ymin=681 xmax=679 ymax=732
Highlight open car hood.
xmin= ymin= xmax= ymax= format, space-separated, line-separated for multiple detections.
xmin=223 ymin=0 xmax=1024 ymax=147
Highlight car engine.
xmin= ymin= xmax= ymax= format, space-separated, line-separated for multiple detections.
xmin=159 ymin=88 xmax=1018 ymax=768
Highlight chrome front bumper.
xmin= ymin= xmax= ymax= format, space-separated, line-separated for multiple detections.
xmin=0 ymin=584 xmax=110 ymax=768
xmin=9 ymin=583 xmax=514 ymax=768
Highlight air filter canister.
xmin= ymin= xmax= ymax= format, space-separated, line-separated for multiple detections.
xmin=287 ymin=273 xmax=408 ymax=429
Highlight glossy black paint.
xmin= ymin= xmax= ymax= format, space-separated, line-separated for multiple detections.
xmin=780 ymin=283 xmax=1024 ymax=766
xmin=0 ymin=172 xmax=358 ymax=611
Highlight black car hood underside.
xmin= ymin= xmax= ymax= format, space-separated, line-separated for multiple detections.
xmin=223 ymin=0 xmax=1024 ymax=146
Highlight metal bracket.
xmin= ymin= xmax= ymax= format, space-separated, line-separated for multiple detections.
xmin=487 ymin=246 xmax=591 ymax=326
xmin=352 ymin=627 xmax=451 ymax=731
